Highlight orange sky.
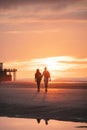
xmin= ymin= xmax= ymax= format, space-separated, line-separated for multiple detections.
xmin=0 ymin=0 xmax=87 ymax=80
xmin=4 ymin=56 xmax=87 ymax=81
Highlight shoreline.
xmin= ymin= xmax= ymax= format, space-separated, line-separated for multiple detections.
xmin=0 ymin=81 xmax=87 ymax=89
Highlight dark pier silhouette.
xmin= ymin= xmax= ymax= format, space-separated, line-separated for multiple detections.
xmin=0 ymin=63 xmax=17 ymax=82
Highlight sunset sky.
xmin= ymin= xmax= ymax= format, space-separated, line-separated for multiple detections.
xmin=0 ymin=0 xmax=87 ymax=80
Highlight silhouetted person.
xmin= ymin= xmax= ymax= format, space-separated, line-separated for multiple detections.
xmin=42 ymin=67 xmax=51 ymax=92
xmin=35 ymin=69 xmax=42 ymax=92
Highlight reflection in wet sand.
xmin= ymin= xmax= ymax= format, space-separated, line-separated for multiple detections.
xmin=37 ymin=118 xmax=49 ymax=125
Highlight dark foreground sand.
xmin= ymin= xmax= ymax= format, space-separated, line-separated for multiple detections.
xmin=0 ymin=82 xmax=87 ymax=123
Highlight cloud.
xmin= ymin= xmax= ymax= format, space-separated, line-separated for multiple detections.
xmin=0 ymin=0 xmax=87 ymax=20
xmin=0 ymin=0 xmax=87 ymax=34
xmin=0 ymin=0 xmax=80 ymax=9
xmin=4 ymin=56 xmax=87 ymax=79
xmin=0 ymin=0 xmax=86 ymax=10
xmin=60 ymin=59 xmax=87 ymax=65
xmin=6 ymin=56 xmax=87 ymax=70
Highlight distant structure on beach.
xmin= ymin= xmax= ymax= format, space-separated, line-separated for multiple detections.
xmin=0 ymin=62 xmax=17 ymax=82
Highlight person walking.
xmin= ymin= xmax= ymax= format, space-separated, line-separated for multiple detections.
xmin=35 ymin=69 xmax=42 ymax=92
xmin=42 ymin=67 xmax=51 ymax=92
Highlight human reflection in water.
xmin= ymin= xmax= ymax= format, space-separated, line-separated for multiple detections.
xmin=37 ymin=118 xmax=41 ymax=124
xmin=45 ymin=118 xmax=49 ymax=125
xmin=36 ymin=118 xmax=49 ymax=125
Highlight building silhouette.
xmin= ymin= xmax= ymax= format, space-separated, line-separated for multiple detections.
xmin=0 ymin=63 xmax=17 ymax=82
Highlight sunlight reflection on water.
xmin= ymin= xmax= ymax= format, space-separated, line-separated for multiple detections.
xmin=0 ymin=117 xmax=87 ymax=130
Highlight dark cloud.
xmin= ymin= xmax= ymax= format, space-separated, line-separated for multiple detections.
xmin=0 ymin=0 xmax=85 ymax=9
xmin=0 ymin=0 xmax=87 ymax=20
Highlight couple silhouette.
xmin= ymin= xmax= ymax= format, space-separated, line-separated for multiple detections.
xmin=35 ymin=67 xmax=51 ymax=92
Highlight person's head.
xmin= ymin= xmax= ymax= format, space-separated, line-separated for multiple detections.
xmin=37 ymin=69 xmax=39 ymax=72
xmin=44 ymin=67 xmax=47 ymax=71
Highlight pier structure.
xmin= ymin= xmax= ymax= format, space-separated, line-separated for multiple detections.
xmin=0 ymin=63 xmax=17 ymax=82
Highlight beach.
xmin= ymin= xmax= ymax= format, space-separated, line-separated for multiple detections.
xmin=0 ymin=81 xmax=87 ymax=123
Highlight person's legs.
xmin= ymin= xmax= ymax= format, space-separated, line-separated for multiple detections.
xmin=37 ymin=80 xmax=40 ymax=92
xmin=45 ymin=85 xmax=47 ymax=92
xmin=44 ymin=78 xmax=48 ymax=92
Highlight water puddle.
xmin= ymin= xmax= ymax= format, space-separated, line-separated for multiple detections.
xmin=0 ymin=117 xmax=87 ymax=130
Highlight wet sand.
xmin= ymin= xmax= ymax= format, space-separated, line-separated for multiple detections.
xmin=0 ymin=82 xmax=87 ymax=123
